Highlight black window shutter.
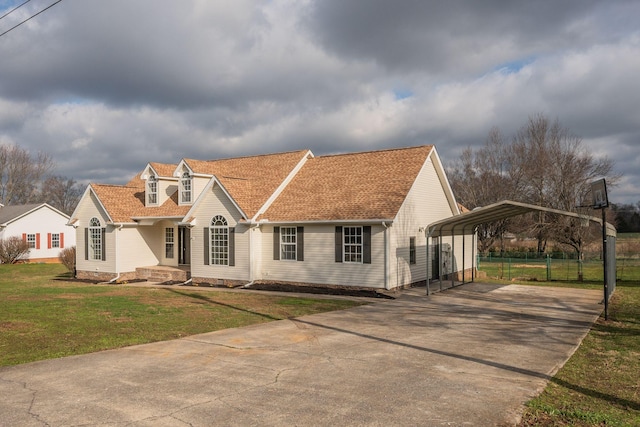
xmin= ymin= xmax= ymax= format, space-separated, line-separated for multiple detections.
xmin=229 ymin=227 xmax=235 ymax=266
xmin=273 ymin=226 xmax=280 ymax=260
xmin=363 ymin=226 xmax=371 ymax=264
xmin=101 ymin=228 xmax=106 ymax=261
xmin=297 ymin=226 xmax=304 ymax=262
xmin=203 ymin=227 xmax=210 ymax=265
xmin=84 ymin=228 xmax=88 ymax=260
xmin=335 ymin=226 xmax=342 ymax=263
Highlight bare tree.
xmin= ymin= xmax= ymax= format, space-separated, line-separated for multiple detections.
xmin=510 ymin=114 xmax=617 ymax=255
xmin=448 ymin=127 xmax=521 ymax=252
xmin=0 ymin=144 xmax=55 ymax=205
xmin=448 ymin=114 xmax=618 ymax=260
xmin=38 ymin=175 xmax=84 ymax=215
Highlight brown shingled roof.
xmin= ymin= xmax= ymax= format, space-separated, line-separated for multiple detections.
xmin=91 ymin=150 xmax=309 ymax=222
xmin=149 ymin=162 xmax=178 ymax=178
xmin=91 ymin=184 xmax=189 ymax=223
xmin=260 ymin=145 xmax=434 ymax=222
xmin=184 ymin=150 xmax=310 ymax=217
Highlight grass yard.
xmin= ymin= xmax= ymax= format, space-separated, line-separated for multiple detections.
xmin=479 ymin=233 xmax=640 ymax=283
xmin=516 ymin=279 xmax=640 ymax=426
xmin=2 ymin=263 xmax=639 ymax=425
xmin=0 ymin=263 xmax=366 ymax=367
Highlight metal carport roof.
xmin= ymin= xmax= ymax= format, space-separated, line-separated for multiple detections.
xmin=426 ymin=200 xmax=616 ymax=238
xmin=423 ymin=200 xmax=617 ymax=296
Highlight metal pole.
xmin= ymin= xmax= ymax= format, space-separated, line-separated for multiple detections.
xmin=451 ymin=230 xmax=455 ymax=288
xmin=426 ymin=231 xmax=431 ymax=296
xmin=472 ymin=228 xmax=476 ymax=282
xmin=602 ymin=208 xmax=608 ymax=320
xmin=462 ymin=228 xmax=466 ymax=285
xmin=439 ymin=237 xmax=443 ymax=291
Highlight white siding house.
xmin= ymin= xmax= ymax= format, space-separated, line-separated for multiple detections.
xmin=70 ymin=145 xmax=475 ymax=289
xmin=0 ymin=203 xmax=75 ymax=263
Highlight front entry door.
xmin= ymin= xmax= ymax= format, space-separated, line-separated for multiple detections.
xmin=179 ymin=227 xmax=191 ymax=265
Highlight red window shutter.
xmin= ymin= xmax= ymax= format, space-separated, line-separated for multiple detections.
xmin=36 ymin=233 xmax=40 ymax=250
xmin=60 ymin=233 xmax=65 ymax=249
xmin=22 ymin=233 xmax=26 ymax=242
xmin=48 ymin=233 xmax=52 ymax=249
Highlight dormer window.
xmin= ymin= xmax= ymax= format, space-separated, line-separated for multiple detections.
xmin=180 ymin=171 xmax=192 ymax=204
xmin=147 ymin=175 xmax=158 ymax=205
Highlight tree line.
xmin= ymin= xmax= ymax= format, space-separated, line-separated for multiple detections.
xmin=611 ymin=202 xmax=640 ymax=233
xmin=447 ymin=113 xmax=619 ymax=258
xmin=0 ymin=143 xmax=83 ymax=215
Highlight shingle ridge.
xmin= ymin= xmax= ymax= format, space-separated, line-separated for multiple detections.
xmin=314 ymin=144 xmax=432 ymax=159
xmin=195 ymin=148 xmax=310 ymax=163
xmin=91 ymin=182 xmax=138 ymax=189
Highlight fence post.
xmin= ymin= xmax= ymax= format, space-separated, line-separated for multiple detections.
xmin=546 ymin=254 xmax=551 ymax=281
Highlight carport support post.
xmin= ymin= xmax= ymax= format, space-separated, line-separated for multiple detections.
xmin=439 ymin=238 xmax=443 ymax=291
xmin=602 ymin=207 xmax=609 ymax=320
xmin=462 ymin=229 xmax=466 ymax=285
xmin=451 ymin=230 xmax=455 ymax=288
xmin=426 ymin=230 xmax=431 ymax=296
xmin=472 ymin=228 xmax=477 ymax=282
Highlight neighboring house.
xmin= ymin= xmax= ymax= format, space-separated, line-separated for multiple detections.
xmin=0 ymin=203 xmax=75 ymax=263
xmin=69 ymin=145 xmax=474 ymax=289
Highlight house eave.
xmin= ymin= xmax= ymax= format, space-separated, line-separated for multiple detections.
xmin=131 ymin=216 xmax=185 ymax=226
xmin=250 ymin=218 xmax=395 ymax=226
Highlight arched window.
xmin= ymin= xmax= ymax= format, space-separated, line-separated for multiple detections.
xmin=88 ymin=217 xmax=103 ymax=261
xmin=180 ymin=171 xmax=192 ymax=204
xmin=147 ymin=174 xmax=158 ymax=205
xmin=209 ymin=215 xmax=228 ymax=265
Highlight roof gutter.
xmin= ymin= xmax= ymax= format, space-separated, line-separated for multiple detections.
xmin=248 ymin=219 xmax=395 ymax=226
xmin=130 ymin=216 xmax=184 ymax=221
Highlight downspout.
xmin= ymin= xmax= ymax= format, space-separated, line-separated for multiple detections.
xmin=108 ymin=224 xmax=123 ymax=284
xmin=242 ymin=222 xmax=260 ymax=289
xmin=382 ymin=222 xmax=389 ymax=290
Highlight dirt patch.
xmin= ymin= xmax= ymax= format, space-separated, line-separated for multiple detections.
xmin=0 ymin=321 xmax=33 ymax=332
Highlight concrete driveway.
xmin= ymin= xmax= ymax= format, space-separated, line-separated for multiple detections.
xmin=0 ymin=283 xmax=603 ymax=426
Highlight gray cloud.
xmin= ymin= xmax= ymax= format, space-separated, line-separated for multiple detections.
xmin=0 ymin=0 xmax=638 ymax=205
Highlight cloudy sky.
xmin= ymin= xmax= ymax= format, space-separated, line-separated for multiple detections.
xmin=0 ymin=0 xmax=638 ymax=204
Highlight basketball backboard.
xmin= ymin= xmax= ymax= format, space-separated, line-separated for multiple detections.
xmin=591 ymin=178 xmax=609 ymax=209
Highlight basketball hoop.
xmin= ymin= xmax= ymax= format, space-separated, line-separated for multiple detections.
xmin=591 ymin=178 xmax=609 ymax=209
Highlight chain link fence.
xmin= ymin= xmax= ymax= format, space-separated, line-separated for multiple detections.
xmin=478 ymin=240 xmax=636 ymax=283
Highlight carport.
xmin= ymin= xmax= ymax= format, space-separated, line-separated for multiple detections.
xmin=425 ymin=200 xmax=617 ymax=297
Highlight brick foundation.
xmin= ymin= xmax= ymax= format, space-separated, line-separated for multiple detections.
xmin=191 ymin=277 xmax=249 ymax=288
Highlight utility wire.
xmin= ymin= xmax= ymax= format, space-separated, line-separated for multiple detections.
xmin=0 ymin=0 xmax=33 ymax=21
xmin=0 ymin=0 xmax=62 ymax=39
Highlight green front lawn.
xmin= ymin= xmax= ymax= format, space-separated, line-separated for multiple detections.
xmin=0 ymin=264 xmax=365 ymax=366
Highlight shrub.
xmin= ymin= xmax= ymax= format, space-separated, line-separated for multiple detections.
xmin=0 ymin=236 xmax=30 ymax=264
xmin=58 ymin=246 xmax=76 ymax=273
